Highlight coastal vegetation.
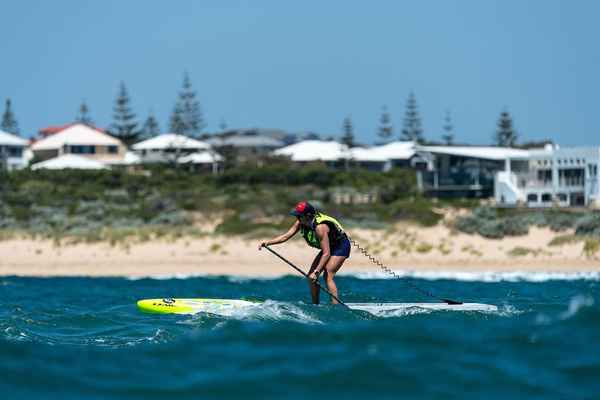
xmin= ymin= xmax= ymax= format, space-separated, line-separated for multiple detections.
xmin=454 ymin=206 xmax=600 ymax=257
xmin=0 ymin=165 xmax=443 ymax=244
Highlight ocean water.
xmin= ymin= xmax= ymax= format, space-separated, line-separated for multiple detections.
xmin=1 ymin=273 xmax=599 ymax=400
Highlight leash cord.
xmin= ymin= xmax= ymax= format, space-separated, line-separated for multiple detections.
xmin=347 ymin=236 xmax=462 ymax=305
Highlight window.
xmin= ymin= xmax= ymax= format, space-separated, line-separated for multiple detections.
xmin=7 ymin=146 xmax=22 ymax=157
xmin=70 ymin=145 xmax=96 ymax=154
xmin=541 ymin=193 xmax=552 ymax=202
xmin=557 ymin=193 xmax=568 ymax=202
xmin=527 ymin=194 xmax=538 ymax=202
xmin=108 ymin=146 xmax=118 ymax=154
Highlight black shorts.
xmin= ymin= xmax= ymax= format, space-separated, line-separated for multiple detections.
xmin=319 ymin=237 xmax=351 ymax=258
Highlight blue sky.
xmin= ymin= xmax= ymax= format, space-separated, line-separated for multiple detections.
xmin=1 ymin=0 xmax=599 ymax=145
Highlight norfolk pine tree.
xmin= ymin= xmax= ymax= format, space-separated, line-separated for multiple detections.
xmin=341 ymin=115 xmax=355 ymax=148
xmin=110 ymin=82 xmax=140 ymax=146
xmin=76 ymin=101 xmax=94 ymax=126
xmin=494 ymin=109 xmax=518 ymax=147
xmin=1 ymin=99 xmax=20 ymax=136
xmin=169 ymin=72 xmax=204 ymax=138
xmin=400 ymin=91 xmax=424 ymax=143
xmin=141 ymin=110 xmax=161 ymax=140
xmin=442 ymin=110 xmax=454 ymax=145
xmin=377 ymin=105 xmax=393 ymax=144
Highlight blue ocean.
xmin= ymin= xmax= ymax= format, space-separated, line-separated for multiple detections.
xmin=1 ymin=273 xmax=599 ymax=399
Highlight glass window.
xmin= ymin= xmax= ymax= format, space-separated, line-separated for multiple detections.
xmin=7 ymin=146 xmax=23 ymax=157
xmin=541 ymin=193 xmax=552 ymax=202
xmin=70 ymin=145 xmax=96 ymax=154
xmin=108 ymin=146 xmax=118 ymax=154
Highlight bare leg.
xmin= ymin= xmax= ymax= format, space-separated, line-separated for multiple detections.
xmin=323 ymin=256 xmax=347 ymax=304
xmin=307 ymin=252 xmax=322 ymax=304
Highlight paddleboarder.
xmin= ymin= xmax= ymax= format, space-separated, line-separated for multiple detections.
xmin=259 ymin=201 xmax=350 ymax=304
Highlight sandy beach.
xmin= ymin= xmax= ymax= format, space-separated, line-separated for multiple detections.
xmin=1 ymin=224 xmax=598 ymax=277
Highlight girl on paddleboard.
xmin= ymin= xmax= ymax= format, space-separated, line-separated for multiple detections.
xmin=259 ymin=201 xmax=350 ymax=304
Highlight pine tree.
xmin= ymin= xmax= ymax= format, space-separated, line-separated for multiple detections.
xmin=377 ymin=105 xmax=393 ymax=144
xmin=441 ymin=110 xmax=454 ymax=145
xmin=141 ymin=110 xmax=161 ymax=139
xmin=76 ymin=100 xmax=93 ymax=126
xmin=494 ymin=109 xmax=518 ymax=147
xmin=400 ymin=91 xmax=424 ymax=143
xmin=341 ymin=115 xmax=355 ymax=148
xmin=110 ymin=82 xmax=140 ymax=146
xmin=169 ymin=102 xmax=186 ymax=135
xmin=170 ymin=72 xmax=204 ymax=137
xmin=1 ymin=99 xmax=20 ymax=136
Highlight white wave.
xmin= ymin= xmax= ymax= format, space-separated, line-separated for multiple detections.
xmin=180 ymin=300 xmax=323 ymax=325
xmin=125 ymin=273 xmax=283 ymax=281
xmin=559 ymin=295 xmax=595 ymax=320
xmin=346 ymin=270 xmax=600 ymax=283
xmin=125 ymin=270 xmax=600 ymax=282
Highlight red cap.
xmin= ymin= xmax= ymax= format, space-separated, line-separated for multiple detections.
xmin=290 ymin=201 xmax=316 ymax=217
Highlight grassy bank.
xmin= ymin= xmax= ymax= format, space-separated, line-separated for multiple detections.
xmin=0 ymin=165 xmax=453 ymax=245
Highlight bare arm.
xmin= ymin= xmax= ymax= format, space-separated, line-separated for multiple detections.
xmin=311 ymin=224 xmax=331 ymax=275
xmin=258 ymin=220 xmax=300 ymax=250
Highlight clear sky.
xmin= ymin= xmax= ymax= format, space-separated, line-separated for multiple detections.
xmin=1 ymin=0 xmax=599 ymax=145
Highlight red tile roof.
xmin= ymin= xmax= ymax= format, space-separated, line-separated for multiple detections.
xmin=38 ymin=123 xmax=105 ymax=137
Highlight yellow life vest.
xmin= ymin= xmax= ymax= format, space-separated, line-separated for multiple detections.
xmin=300 ymin=212 xmax=346 ymax=249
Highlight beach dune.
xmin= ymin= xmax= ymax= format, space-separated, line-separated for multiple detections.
xmin=1 ymin=224 xmax=598 ymax=277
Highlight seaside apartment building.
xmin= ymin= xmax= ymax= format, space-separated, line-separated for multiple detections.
xmin=276 ymin=140 xmax=600 ymax=208
xmin=0 ymin=130 xmax=28 ymax=170
xmin=495 ymin=146 xmax=600 ymax=208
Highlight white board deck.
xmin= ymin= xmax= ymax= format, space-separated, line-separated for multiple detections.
xmin=137 ymin=298 xmax=498 ymax=316
xmin=346 ymin=302 xmax=498 ymax=313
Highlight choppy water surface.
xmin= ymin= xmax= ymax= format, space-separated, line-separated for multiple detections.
xmin=1 ymin=274 xmax=599 ymax=399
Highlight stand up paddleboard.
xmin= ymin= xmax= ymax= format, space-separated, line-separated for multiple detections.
xmin=137 ymin=298 xmax=498 ymax=315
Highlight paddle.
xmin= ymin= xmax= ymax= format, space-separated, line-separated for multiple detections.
xmin=261 ymin=244 xmax=349 ymax=307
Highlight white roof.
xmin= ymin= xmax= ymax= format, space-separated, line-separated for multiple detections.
xmin=418 ymin=145 xmax=531 ymax=160
xmin=0 ymin=130 xmax=28 ymax=146
xmin=274 ymin=140 xmax=349 ymax=161
xmin=207 ymin=135 xmax=284 ymax=148
xmin=31 ymin=154 xmax=109 ymax=170
xmin=31 ymin=124 xmax=122 ymax=151
xmin=274 ymin=140 xmax=416 ymax=163
xmin=132 ymin=134 xmax=211 ymax=151
xmin=178 ymin=151 xmax=223 ymax=164
xmin=351 ymin=141 xmax=415 ymax=161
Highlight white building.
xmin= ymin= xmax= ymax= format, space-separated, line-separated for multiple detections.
xmin=30 ymin=123 xmax=126 ymax=163
xmin=131 ymin=133 xmax=222 ymax=172
xmin=273 ymin=140 xmax=418 ymax=170
xmin=31 ymin=154 xmax=109 ymax=170
xmin=495 ymin=145 xmax=600 ymax=208
xmin=0 ymin=130 xmax=28 ymax=170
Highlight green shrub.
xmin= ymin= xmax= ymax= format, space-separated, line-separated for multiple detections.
xmin=548 ymin=234 xmax=581 ymax=247
xmin=575 ymin=214 xmax=600 ymax=236
xmin=503 ymin=217 xmax=529 ymax=236
xmin=477 ymin=220 xmax=505 ymax=239
xmin=583 ymin=238 xmax=600 ymax=258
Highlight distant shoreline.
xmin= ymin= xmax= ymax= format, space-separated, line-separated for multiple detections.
xmin=1 ymin=225 xmax=599 ymax=277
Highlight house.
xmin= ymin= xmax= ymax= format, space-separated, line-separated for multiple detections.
xmin=414 ymin=145 xmax=532 ymax=198
xmin=31 ymin=154 xmax=109 ymax=170
xmin=206 ymin=129 xmax=286 ymax=163
xmin=0 ymin=130 xmax=28 ymax=170
xmin=273 ymin=140 xmax=348 ymax=166
xmin=273 ymin=140 xmax=419 ymax=171
xmin=495 ymin=145 xmax=600 ymax=208
xmin=30 ymin=123 xmax=126 ymax=163
xmin=131 ymin=133 xmax=222 ymax=172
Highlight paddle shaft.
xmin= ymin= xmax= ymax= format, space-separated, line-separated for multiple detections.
xmin=262 ymin=245 xmax=348 ymax=307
